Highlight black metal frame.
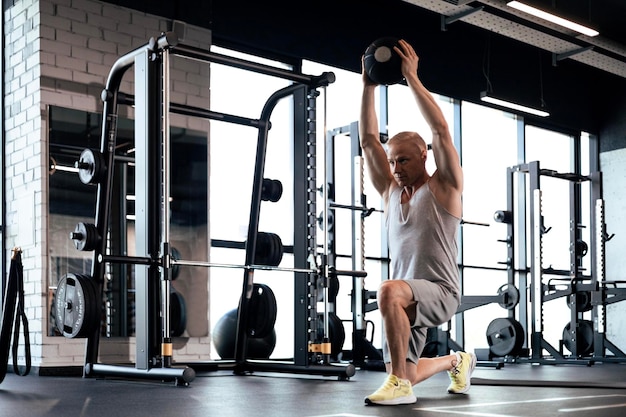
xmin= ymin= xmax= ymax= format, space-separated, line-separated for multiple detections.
xmin=507 ymin=160 xmax=626 ymax=365
xmin=73 ymin=33 xmax=356 ymax=385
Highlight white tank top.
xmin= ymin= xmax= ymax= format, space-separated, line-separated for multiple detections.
xmin=385 ymin=182 xmax=461 ymax=298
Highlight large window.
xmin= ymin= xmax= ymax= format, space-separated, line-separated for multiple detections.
xmin=207 ymin=47 xmax=597 ymax=360
xmin=459 ymin=104 xmax=520 ymax=351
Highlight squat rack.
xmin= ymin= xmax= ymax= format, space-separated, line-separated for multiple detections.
xmin=505 ymin=160 xmax=626 ymax=364
xmin=66 ymin=32 xmax=356 ymax=385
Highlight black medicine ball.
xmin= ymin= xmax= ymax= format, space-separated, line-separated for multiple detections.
xmin=363 ymin=37 xmax=404 ymax=86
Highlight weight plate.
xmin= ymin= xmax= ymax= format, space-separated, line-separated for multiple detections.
xmin=486 ymin=317 xmax=525 ymax=357
xmin=55 ymin=273 xmax=99 ymax=338
xmin=253 ymin=232 xmax=269 ymax=265
xmin=79 ymin=274 xmax=100 ymax=337
xmin=77 ymin=148 xmax=106 ymax=185
xmin=170 ymin=290 xmax=187 ymax=337
xmin=317 ymin=312 xmax=345 ymax=359
xmin=566 ymin=291 xmax=592 ymax=312
xmin=271 ymin=233 xmax=283 ymax=267
xmin=497 ymin=283 xmax=520 ymax=310
xmin=246 ymin=283 xmax=277 ymax=338
xmin=71 ymin=222 xmax=99 ymax=252
xmin=562 ymin=320 xmax=594 ymax=356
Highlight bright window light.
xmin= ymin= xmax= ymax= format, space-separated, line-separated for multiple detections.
xmin=507 ymin=1 xmax=599 ymax=37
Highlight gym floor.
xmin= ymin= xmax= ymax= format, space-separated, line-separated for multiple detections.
xmin=1 ymin=361 xmax=625 ymax=417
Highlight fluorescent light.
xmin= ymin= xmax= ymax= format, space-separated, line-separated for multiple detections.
xmin=480 ymin=91 xmax=550 ymax=117
xmin=507 ymin=1 xmax=599 ymax=37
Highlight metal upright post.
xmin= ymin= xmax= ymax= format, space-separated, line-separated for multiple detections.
xmin=527 ymin=161 xmax=544 ymax=360
xmin=133 ymin=47 xmax=162 ymax=370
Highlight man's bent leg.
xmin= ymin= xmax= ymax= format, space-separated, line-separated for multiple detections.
xmin=378 ymin=280 xmax=415 ymax=379
xmin=365 ymin=281 xmax=416 ymax=406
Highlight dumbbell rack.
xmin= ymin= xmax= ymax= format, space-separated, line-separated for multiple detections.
xmin=503 ymin=160 xmax=626 ymax=364
xmin=62 ymin=32 xmax=357 ymax=384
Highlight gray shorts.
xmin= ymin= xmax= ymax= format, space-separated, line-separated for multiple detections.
xmin=382 ymin=279 xmax=459 ymax=364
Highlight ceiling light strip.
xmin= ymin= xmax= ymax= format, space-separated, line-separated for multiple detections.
xmin=480 ymin=91 xmax=550 ymax=117
xmin=507 ymin=1 xmax=599 ymax=37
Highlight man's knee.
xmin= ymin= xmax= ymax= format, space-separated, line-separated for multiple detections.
xmin=378 ymin=280 xmax=412 ymax=311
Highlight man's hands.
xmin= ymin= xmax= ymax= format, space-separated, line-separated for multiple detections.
xmin=394 ymin=39 xmax=419 ymax=81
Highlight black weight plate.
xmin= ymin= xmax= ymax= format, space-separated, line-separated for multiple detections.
xmin=497 ymin=284 xmax=520 ymax=310
xmin=55 ymin=273 xmax=97 ymax=338
xmin=79 ymin=274 xmax=100 ymax=337
xmin=486 ymin=317 xmax=525 ymax=357
xmin=264 ymin=232 xmax=275 ymax=267
xmin=246 ymin=283 xmax=277 ymax=338
xmin=71 ymin=222 xmax=99 ymax=252
xmin=566 ymin=291 xmax=593 ymax=312
xmin=77 ymin=148 xmax=105 ymax=185
xmin=271 ymin=233 xmax=283 ymax=267
xmin=562 ymin=320 xmax=594 ymax=356
xmin=327 ymin=312 xmax=345 ymax=359
xmin=328 ymin=276 xmax=340 ymax=301
xmin=316 ymin=312 xmax=346 ymax=359
xmin=170 ymin=291 xmax=187 ymax=337
xmin=254 ymin=232 xmax=269 ymax=265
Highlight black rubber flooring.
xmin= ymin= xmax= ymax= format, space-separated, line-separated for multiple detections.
xmin=1 ymin=362 xmax=626 ymax=417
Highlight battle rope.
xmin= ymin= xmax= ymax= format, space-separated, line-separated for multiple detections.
xmin=0 ymin=247 xmax=31 ymax=383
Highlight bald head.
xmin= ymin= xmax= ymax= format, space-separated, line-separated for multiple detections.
xmin=387 ymin=131 xmax=427 ymax=155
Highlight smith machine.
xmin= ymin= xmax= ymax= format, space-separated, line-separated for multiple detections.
xmin=54 ymin=32 xmax=358 ymax=385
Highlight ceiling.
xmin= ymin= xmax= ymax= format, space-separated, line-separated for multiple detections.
xmin=405 ymin=0 xmax=626 ymax=79
xmin=100 ymin=0 xmax=626 ymax=135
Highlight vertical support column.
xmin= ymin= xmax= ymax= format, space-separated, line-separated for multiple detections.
xmin=566 ymin=180 xmax=581 ymax=357
xmin=350 ymin=121 xmax=365 ymax=334
xmin=160 ymin=48 xmax=173 ymax=367
xmin=591 ymin=198 xmax=606 ymax=358
xmin=527 ymin=161 xmax=543 ymax=360
xmin=134 ymin=48 xmax=162 ymax=370
xmin=293 ymin=86 xmax=317 ymax=366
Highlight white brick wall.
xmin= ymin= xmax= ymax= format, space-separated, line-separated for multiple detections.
xmin=5 ymin=0 xmax=47 ymax=365
xmin=599 ymin=149 xmax=626 ymax=352
xmin=4 ymin=0 xmax=212 ymax=369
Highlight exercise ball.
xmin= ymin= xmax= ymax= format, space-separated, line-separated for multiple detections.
xmin=212 ymin=308 xmax=276 ymax=359
xmin=363 ymin=37 xmax=403 ymax=85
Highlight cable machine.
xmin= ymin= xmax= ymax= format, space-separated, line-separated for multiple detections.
xmin=55 ymin=32 xmax=356 ymax=385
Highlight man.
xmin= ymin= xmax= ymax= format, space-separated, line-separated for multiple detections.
xmin=360 ymin=39 xmax=476 ymax=406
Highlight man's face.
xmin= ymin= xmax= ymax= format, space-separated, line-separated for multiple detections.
xmin=387 ymin=140 xmax=426 ymax=187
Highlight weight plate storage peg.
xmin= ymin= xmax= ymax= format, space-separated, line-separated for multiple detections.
xmin=76 ymin=148 xmax=106 ymax=185
xmin=486 ymin=317 xmax=525 ymax=357
xmin=55 ymin=273 xmax=100 ymax=338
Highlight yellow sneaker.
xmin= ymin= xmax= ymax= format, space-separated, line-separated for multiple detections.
xmin=447 ymin=351 xmax=477 ymax=394
xmin=364 ymin=374 xmax=416 ymax=405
